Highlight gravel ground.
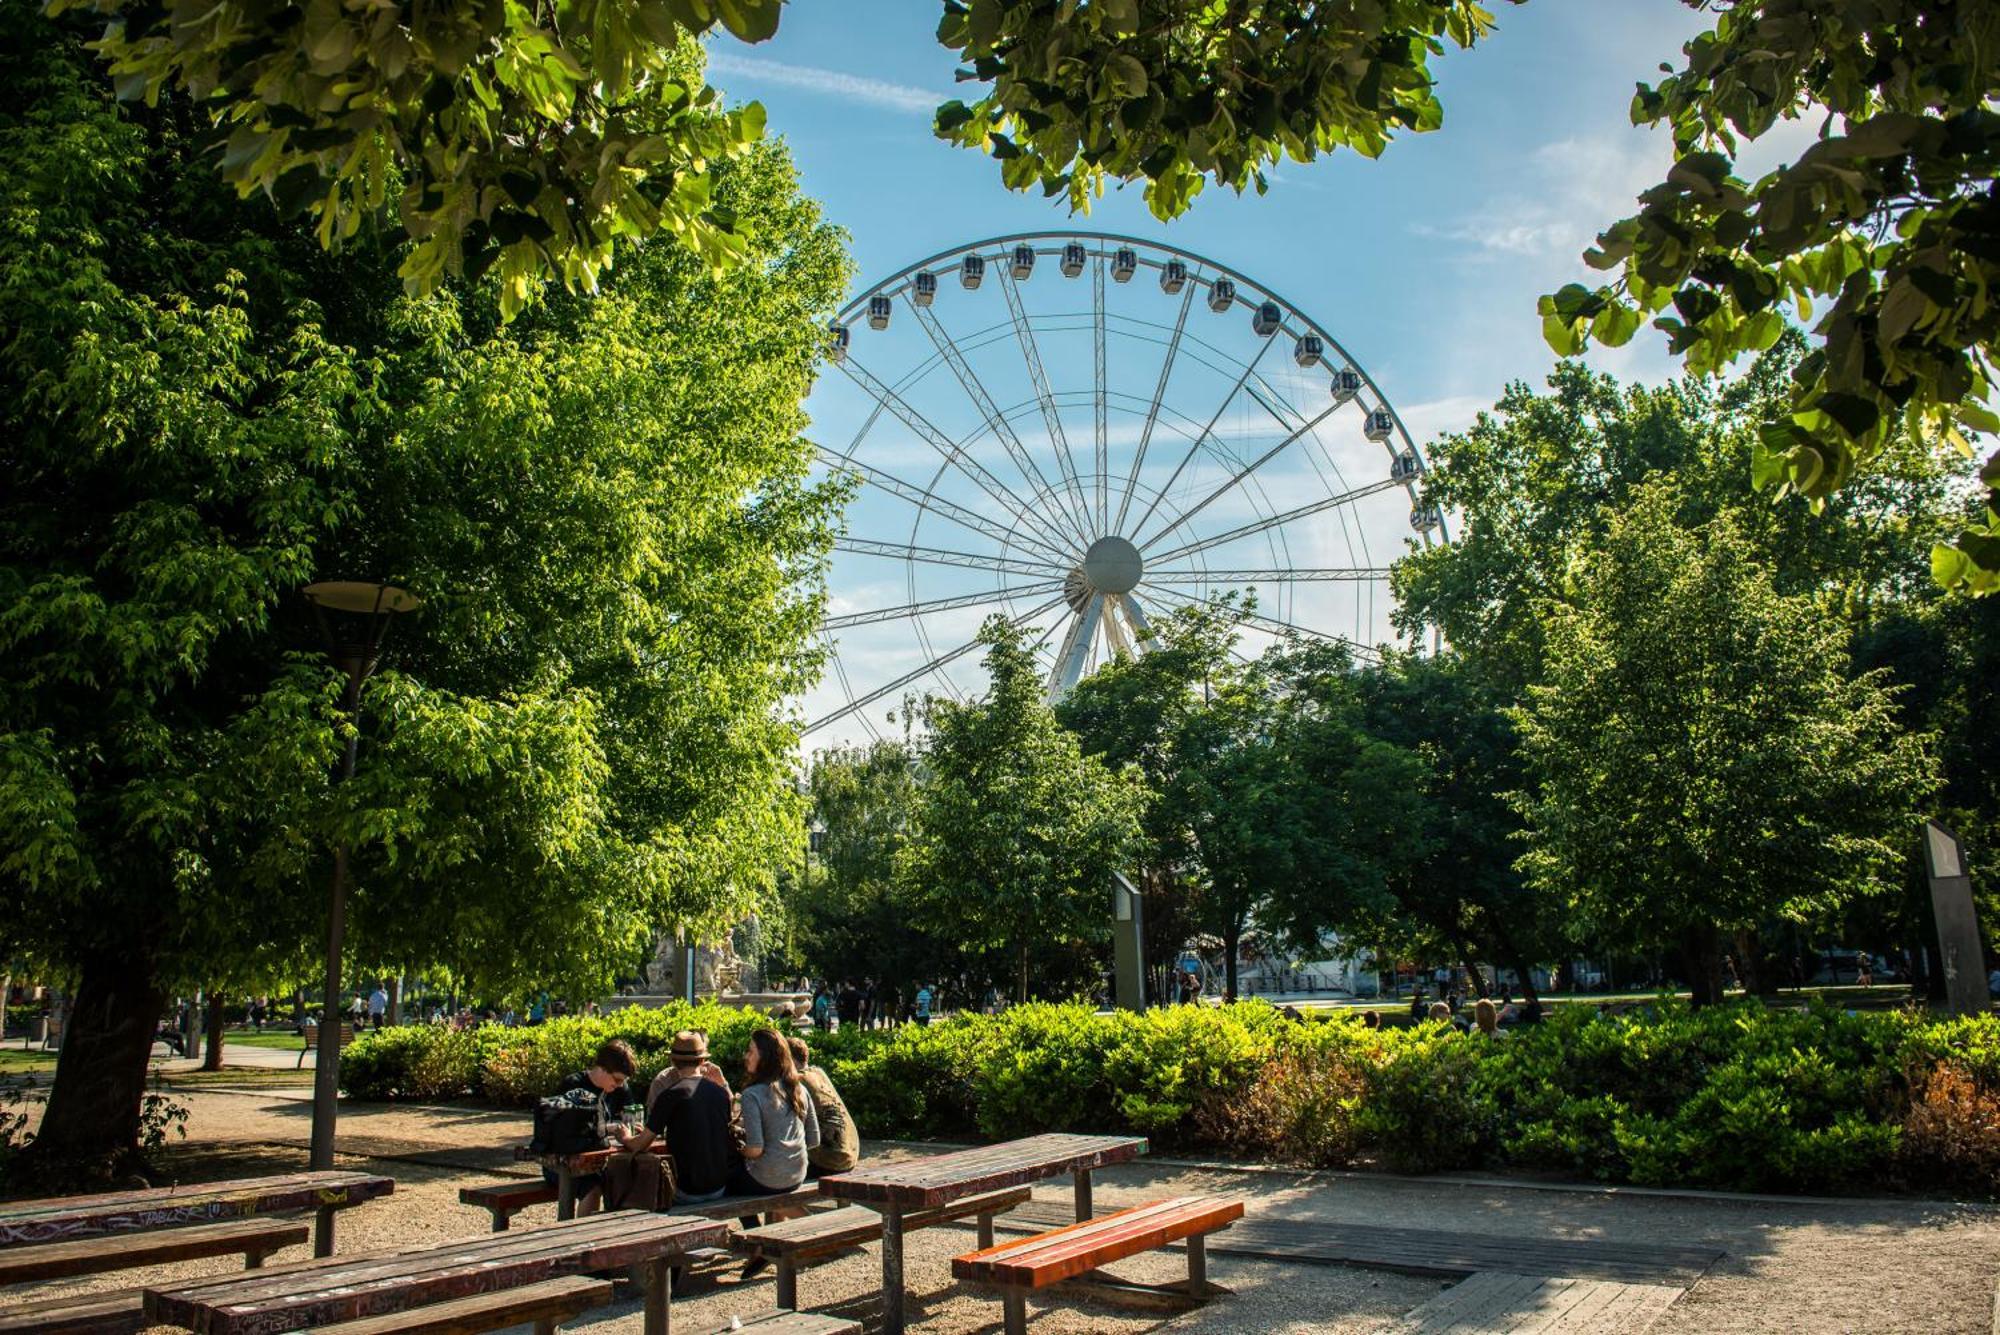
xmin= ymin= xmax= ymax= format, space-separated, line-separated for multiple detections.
xmin=12 ymin=1086 xmax=2000 ymax=1333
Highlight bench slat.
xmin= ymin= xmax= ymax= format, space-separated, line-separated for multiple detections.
xmin=301 ymin=1276 xmax=613 ymax=1335
xmin=0 ymin=1286 xmax=145 ymax=1335
xmin=0 ymin=1217 xmax=310 ymax=1283
xmin=668 ymin=1183 xmax=825 ymax=1221
xmin=953 ymin=1195 xmax=1242 ymax=1289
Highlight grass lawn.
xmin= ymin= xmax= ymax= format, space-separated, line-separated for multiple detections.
xmin=0 ymin=1048 xmax=55 ymax=1075
xmin=213 ymin=1027 xmax=310 ymax=1050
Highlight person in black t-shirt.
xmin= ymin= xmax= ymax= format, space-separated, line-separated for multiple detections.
xmin=542 ymin=1040 xmax=641 ymax=1211
xmin=626 ymin=1030 xmax=735 ymax=1203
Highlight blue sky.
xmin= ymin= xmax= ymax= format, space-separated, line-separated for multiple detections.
xmin=703 ymin=4 xmax=1805 ymax=744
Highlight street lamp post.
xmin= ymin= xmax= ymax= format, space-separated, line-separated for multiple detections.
xmin=302 ymin=581 xmax=417 ymax=1186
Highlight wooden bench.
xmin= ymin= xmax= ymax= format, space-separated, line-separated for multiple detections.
xmin=459 ymin=1179 xmax=559 ymax=1232
xmin=301 ymin=1276 xmax=613 ymax=1335
xmin=0 ymin=1287 xmax=145 ymax=1335
xmin=737 ymin=1185 xmax=1030 ymax=1311
xmin=697 ymin=1313 xmax=860 ymax=1335
xmin=298 ymin=1021 xmax=357 ymax=1066
xmin=952 ymin=1195 xmax=1243 ymax=1335
xmin=0 ymin=1216 xmax=308 ymax=1283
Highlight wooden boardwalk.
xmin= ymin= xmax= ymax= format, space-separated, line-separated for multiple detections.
xmin=996 ymin=1199 xmax=1722 ymax=1286
xmin=1372 ymin=1270 xmax=1685 ymax=1334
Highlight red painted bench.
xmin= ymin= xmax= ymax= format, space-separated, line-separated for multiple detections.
xmin=952 ymin=1194 xmax=1243 ymax=1335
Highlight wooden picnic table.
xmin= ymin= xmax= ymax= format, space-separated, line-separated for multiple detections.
xmin=145 ymin=1209 xmax=727 ymax=1335
xmin=817 ymin=1132 xmax=1147 ymax=1335
xmin=0 ymin=1169 xmax=393 ymax=1258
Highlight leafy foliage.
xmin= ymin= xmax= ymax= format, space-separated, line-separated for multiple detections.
xmin=47 ymin=0 xmax=779 ymax=317
xmin=347 ymin=999 xmax=2000 ymax=1195
xmin=933 ymin=0 xmax=1519 ymax=219
xmin=1512 ymin=485 xmax=1939 ymax=997
xmin=0 ymin=10 xmax=847 ymax=1161
xmin=1538 ymin=1 xmax=2000 ymax=591
xmin=896 ymin=619 xmax=1148 ymax=1002
xmin=1512 ymin=485 xmax=1937 ymax=991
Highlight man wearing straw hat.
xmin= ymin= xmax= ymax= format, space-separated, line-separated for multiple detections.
xmin=628 ymin=1030 xmax=735 ymax=1204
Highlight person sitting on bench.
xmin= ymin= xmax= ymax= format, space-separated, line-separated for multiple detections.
xmin=786 ymin=1036 xmax=858 ymax=1177
xmin=623 ymin=1031 xmax=735 ymax=1205
xmin=729 ymin=1028 xmax=820 ymax=1279
xmin=543 ymin=1039 xmax=641 ymax=1212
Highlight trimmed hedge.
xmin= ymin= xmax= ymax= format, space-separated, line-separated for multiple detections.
xmin=342 ymin=998 xmax=2000 ymax=1196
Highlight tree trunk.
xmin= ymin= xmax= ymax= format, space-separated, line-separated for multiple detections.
xmin=32 ymin=954 xmax=166 ymax=1169
xmin=1488 ymin=920 xmax=1543 ymax=1012
xmin=387 ymin=976 xmax=402 ymax=1028
xmin=1016 ymin=941 xmax=1029 ymax=1005
xmin=1222 ymin=918 xmax=1240 ymax=1003
xmin=202 ymin=990 xmax=226 ymax=1071
xmin=1453 ymin=936 xmax=1489 ymax=998
xmin=1681 ymin=926 xmax=1727 ymax=1008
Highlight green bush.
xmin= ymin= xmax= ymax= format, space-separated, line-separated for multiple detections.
xmin=1354 ymin=1022 xmax=1490 ymax=1173
xmin=338 ymin=997 xmax=2000 ymax=1197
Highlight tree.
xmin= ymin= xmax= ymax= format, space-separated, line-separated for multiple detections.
xmin=1539 ymin=1 xmax=2000 ymax=592
xmin=1061 ymin=606 xmax=1417 ymax=1001
xmin=1511 ymin=483 xmax=1939 ymax=1005
xmin=1057 ymin=603 xmax=1236 ymax=1000
xmin=897 ymin=620 xmax=1146 ymax=1003
xmin=1355 ymin=651 xmax=1551 ymax=1006
xmin=0 ymin=11 xmax=846 ymax=1168
xmin=794 ymin=741 xmax=944 ymax=989
xmin=48 ymin=0 xmax=1521 ymax=308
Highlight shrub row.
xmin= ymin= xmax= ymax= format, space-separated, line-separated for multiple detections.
xmin=341 ymin=999 xmax=2000 ymax=1196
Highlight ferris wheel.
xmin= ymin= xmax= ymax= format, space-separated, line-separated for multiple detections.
xmin=802 ymin=232 xmax=1443 ymax=745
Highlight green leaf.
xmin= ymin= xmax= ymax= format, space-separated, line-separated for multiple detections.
xmin=713 ymin=0 xmax=780 ymax=42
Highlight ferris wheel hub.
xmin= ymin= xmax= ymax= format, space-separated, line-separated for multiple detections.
xmin=1082 ymin=536 xmax=1143 ymax=595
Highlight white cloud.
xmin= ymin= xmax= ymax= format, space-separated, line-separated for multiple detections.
xmin=1413 ymin=131 xmax=1673 ymax=263
xmin=704 ymin=51 xmax=943 ymax=115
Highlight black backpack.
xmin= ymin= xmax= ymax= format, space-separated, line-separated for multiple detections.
xmin=530 ymin=1085 xmax=605 ymax=1156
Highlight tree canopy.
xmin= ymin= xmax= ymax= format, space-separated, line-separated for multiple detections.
xmin=0 ymin=8 xmax=846 ymax=1165
xmin=1511 ymin=483 xmax=1939 ymax=1002
xmin=44 ymin=0 xmax=1518 ymax=311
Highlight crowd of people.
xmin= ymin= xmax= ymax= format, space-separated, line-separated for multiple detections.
xmin=781 ymin=978 xmax=954 ymax=1031
xmin=544 ymin=1029 xmax=860 ymax=1279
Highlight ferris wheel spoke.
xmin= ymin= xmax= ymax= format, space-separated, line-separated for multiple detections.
xmin=906 ymin=297 xmax=1092 ymax=548
xmin=814 ymin=441 xmax=1070 ymax=568
xmin=1144 ymin=478 xmax=1401 ymax=564
xmin=1146 ymin=567 xmax=1389 ymax=583
xmin=1128 ymin=326 xmax=1279 ymax=540
xmin=1093 ymin=256 xmax=1109 ymax=534
xmin=1152 ymin=587 xmax=1384 ymax=663
xmin=823 ymin=581 xmax=1064 ymax=630
xmin=1114 ymin=283 xmax=1196 ymax=536
xmin=835 ymin=354 xmax=1082 ymax=557
xmin=996 ymin=268 xmax=1097 ymax=538
xmin=834 ymin=536 xmax=1068 ymax=580
xmin=806 ymin=595 xmax=1069 ymax=735
xmin=1136 ymin=399 xmax=1342 ymax=552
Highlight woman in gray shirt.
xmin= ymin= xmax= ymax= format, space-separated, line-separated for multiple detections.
xmin=729 ymin=1028 xmax=821 ymax=1196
